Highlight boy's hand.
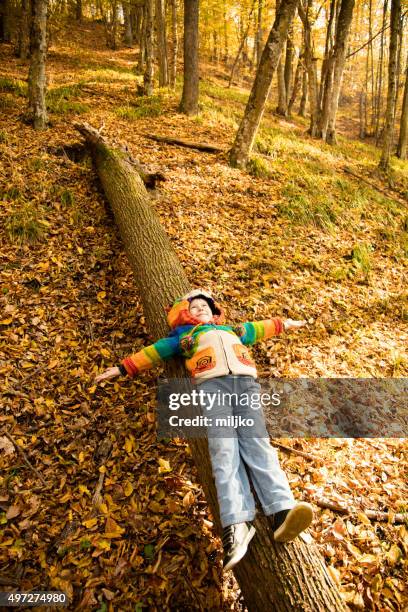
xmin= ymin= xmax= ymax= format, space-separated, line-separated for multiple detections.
xmin=283 ymin=319 xmax=306 ymax=331
xmin=95 ymin=366 xmax=121 ymax=383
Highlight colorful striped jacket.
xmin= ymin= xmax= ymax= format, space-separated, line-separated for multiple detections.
xmin=120 ymin=292 xmax=284 ymax=381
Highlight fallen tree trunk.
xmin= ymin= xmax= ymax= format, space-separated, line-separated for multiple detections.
xmin=145 ymin=133 xmax=225 ymax=153
xmin=75 ymin=121 xmax=347 ymax=612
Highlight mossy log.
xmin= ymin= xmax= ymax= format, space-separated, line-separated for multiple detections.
xmin=75 ymin=120 xmax=348 ymax=612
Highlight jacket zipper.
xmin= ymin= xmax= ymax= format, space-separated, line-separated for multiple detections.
xmin=216 ymin=329 xmax=232 ymax=375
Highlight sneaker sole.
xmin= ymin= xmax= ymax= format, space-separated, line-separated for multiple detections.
xmin=223 ymin=525 xmax=256 ymax=571
xmin=274 ymin=502 xmax=313 ymax=543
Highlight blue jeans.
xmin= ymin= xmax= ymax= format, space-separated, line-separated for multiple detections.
xmin=198 ymin=376 xmax=295 ymax=528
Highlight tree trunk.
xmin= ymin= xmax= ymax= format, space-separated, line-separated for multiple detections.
xmin=321 ymin=0 xmax=354 ymax=144
xmin=76 ymin=0 xmax=82 ymax=21
xmin=0 ymin=0 xmax=12 ymax=42
xmin=179 ymin=0 xmax=199 ymax=115
xmin=275 ymin=0 xmax=287 ymax=115
xmin=26 ymin=0 xmax=48 ymax=130
xmin=287 ymin=49 xmax=303 ymax=117
xmin=276 ymin=54 xmax=287 ymax=114
xmin=123 ymin=1 xmax=133 ymax=46
xmin=284 ymin=26 xmax=294 ymax=105
xmin=255 ymin=0 xmax=263 ymax=67
xmin=396 ymin=52 xmax=408 ymax=159
xmin=76 ymin=121 xmax=348 ymax=612
xmin=359 ymin=89 xmax=366 ymax=138
xmin=156 ymin=0 xmax=168 ymax=87
xmin=297 ymin=0 xmax=320 ymax=136
xmin=17 ymin=0 xmax=31 ymax=59
xmin=325 ymin=0 xmax=356 ymax=144
xmin=228 ymin=0 xmax=256 ymax=88
xmin=318 ymin=0 xmax=336 ymax=111
xmin=223 ymin=0 xmax=229 ymax=63
xmin=137 ymin=5 xmax=146 ymax=72
xmin=229 ymin=0 xmax=298 ymax=168
xmin=374 ymin=0 xmax=388 ymax=144
xmin=299 ymin=66 xmax=307 ymax=116
xmin=169 ymin=0 xmax=178 ymax=88
xmin=379 ymin=0 xmax=401 ymax=171
xmin=143 ymin=0 xmax=154 ymax=95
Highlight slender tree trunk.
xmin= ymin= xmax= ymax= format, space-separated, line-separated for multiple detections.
xmin=169 ymin=0 xmax=178 ymax=88
xmin=287 ymin=50 xmax=303 ymax=117
xmin=1 ymin=0 xmax=12 ymax=42
xmin=368 ymin=0 xmax=375 ymax=134
xmin=375 ymin=0 xmax=388 ymax=143
xmin=229 ymin=0 xmax=298 ymax=168
xmin=255 ymin=0 xmax=263 ymax=67
xmin=297 ymin=0 xmax=320 ymax=136
xmin=123 ymin=1 xmax=133 ymax=46
xmin=318 ymin=0 xmax=335 ymax=110
xmin=179 ymin=0 xmax=199 ymax=115
xmin=284 ymin=26 xmax=294 ymax=105
xmin=379 ymin=0 xmax=401 ymax=171
xmin=299 ymin=65 xmax=307 ymax=116
xmin=156 ymin=0 xmax=169 ymax=87
xmin=223 ymin=0 xmax=229 ymax=63
xmin=76 ymin=0 xmax=82 ymax=21
xmin=359 ymin=89 xmax=367 ymax=138
xmin=325 ymin=0 xmax=356 ymax=144
xmin=228 ymin=0 xmax=256 ymax=87
xmin=275 ymin=0 xmax=287 ymax=115
xmin=397 ymin=52 xmax=408 ymax=159
xmin=143 ymin=0 xmax=154 ymax=95
xmin=137 ymin=5 xmax=146 ymax=72
xmin=276 ymin=54 xmax=287 ymax=114
xmin=17 ymin=0 xmax=31 ymax=59
xmin=76 ymin=120 xmax=349 ymax=612
xmin=26 ymin=0 xmax=48 ymax=130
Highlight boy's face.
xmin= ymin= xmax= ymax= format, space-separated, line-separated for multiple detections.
xmin=188 ymin=298 xmax=213 ymax=323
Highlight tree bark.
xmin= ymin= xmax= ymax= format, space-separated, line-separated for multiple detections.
xmin=26 ymin=0 xmax=48 ymax=130
xmin=156 ymin=0 xmax=169 ymax=87
xmin=284 ymin=27 xmax=294 ymax=105
xmin=255 ymin=0 xmax=263 ymax=67
xmin=228 ymin=0 xmax=256 ymax=87
xmin=379 ymin=0 xmax=401 ymax=171
xmin=287 ymin=49 xmax=303 ymax=117
xmin=396 ymin=52 xmax=408 ymax=159
xmin=324 ymin=0 xmax=356 ymax=144
xmin=297 ymin=0 xmax=320 ymax=136
xmin=143 ymin=0 xmax=154 ymax=95
xmin=146 ymin=133 xmax=224 ymax=152
xmin=223 ymin=0 xmax=229 ymax=63
xmin=299 ymin=65 xmax=307 ymax=115
xmin=276 ymin=54 xmax=287 ymax=114
xmin=123 ymin=1 xmax=133 ymax=46
xmin=374 ymin=0 xmax=388 ymax=143
xmin=76 ymin=0 xmax=82 ymax=21
xmin=229 ymin=0 xmax=298 ymax=168
xmin=76 ymin=121 xmax=348 ymax=612
xmin=169 ymin=0 xmax=178 ymax=88
xmin=0 ymin=0 xmax=12 ymax=42
xmin=179 ymin=0 xmax=199 ymax=115
xmin=17 ymin=0 xmax=31 ymax=59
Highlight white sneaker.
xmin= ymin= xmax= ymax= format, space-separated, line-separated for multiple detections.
xmin=222 ymin=522 xmax=256 ymax=571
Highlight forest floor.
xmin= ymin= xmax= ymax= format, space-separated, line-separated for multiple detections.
xmin=1 ymin=20 xmax=407 ymax=612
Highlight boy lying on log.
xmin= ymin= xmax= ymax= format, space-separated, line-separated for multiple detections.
xmin=95 ymin=289 xmax=313 ymax=571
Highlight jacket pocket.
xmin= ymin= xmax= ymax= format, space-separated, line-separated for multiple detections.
xmin=186 ymin=347 xmax=216 ymax=376
xmin=233 ymin=344 xmax=255 ymax=367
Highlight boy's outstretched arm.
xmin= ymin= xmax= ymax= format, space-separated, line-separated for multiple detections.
xmin=237 ymin=318 xmax=306 ymax=346
xmin=94 ymin=335 xmax=180 ymax=384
